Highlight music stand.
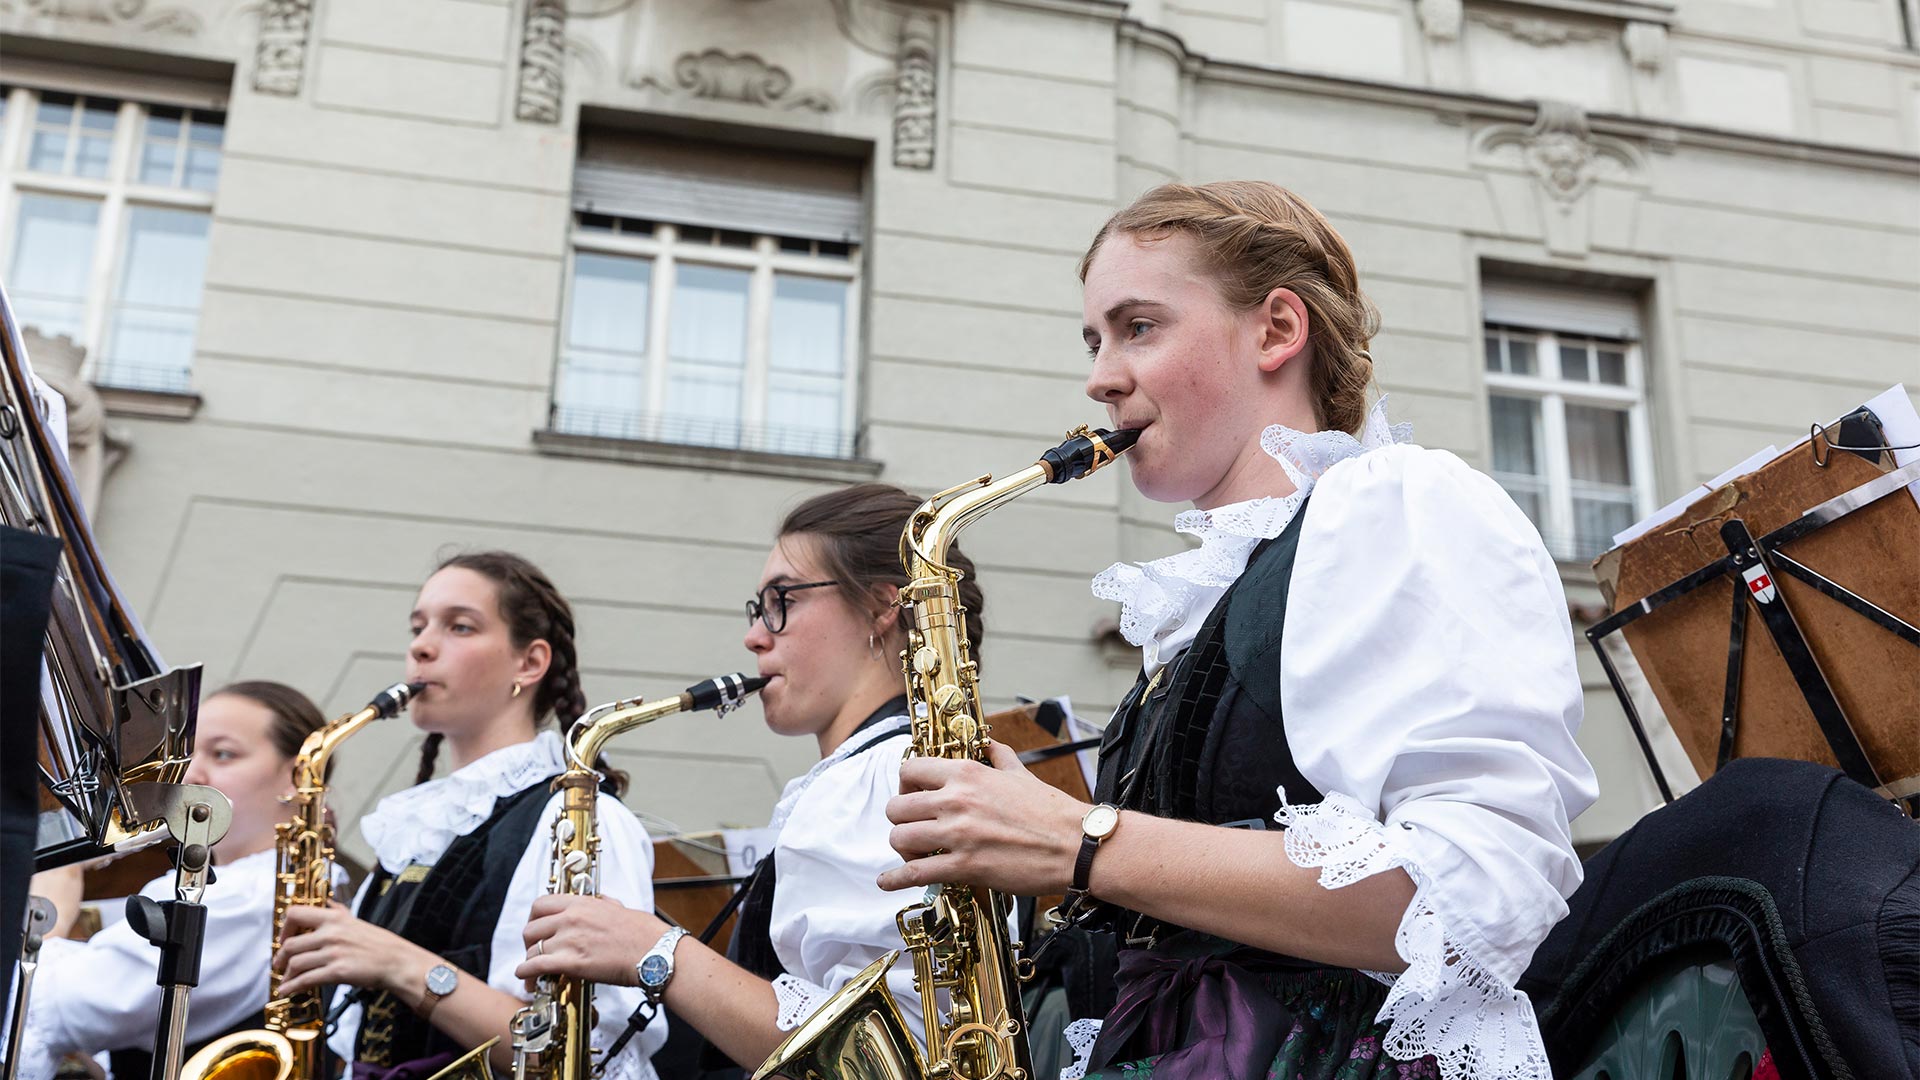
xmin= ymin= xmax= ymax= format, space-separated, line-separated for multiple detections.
xmin=1587 ymin=420 xmax=1920 ymax=814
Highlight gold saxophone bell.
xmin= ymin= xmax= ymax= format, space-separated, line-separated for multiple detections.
xmin=178 ymin=1029 xmax=306 ymax=1080
xmin=753 ymin=953 xmax=920 ymax=1080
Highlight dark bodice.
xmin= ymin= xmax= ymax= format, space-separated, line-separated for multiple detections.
xmin=350 ymin=780 xmax=553 ymax=1067
xmin=1093 ymin=506 xmax=1324 ymax=949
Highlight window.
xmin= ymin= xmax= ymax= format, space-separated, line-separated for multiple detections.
xmin=1482 ymin=280 xmax=1653 ymax=562
xmin=553 ymin=132 xmax=863 ymax=459
xmin=0 ymin=85 xmax=222 ymax=394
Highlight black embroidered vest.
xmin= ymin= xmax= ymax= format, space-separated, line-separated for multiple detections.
xmin=350 ymin=780 xmax=553 ymax=1067
xmin=1093 ymin=505 xmax=1324 ymax=952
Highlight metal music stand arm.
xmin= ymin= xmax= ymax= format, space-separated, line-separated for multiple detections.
xmin=121 ymin=784 xmax=231 ymax=1080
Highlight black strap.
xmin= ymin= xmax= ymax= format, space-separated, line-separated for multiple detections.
xmin=1018 ymin=738 xmax=1102 ymax=766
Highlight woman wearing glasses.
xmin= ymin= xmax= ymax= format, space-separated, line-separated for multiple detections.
xmin=517 ymin=483 xmax=986 ymax=1070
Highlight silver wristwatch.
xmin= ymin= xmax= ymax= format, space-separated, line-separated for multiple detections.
xmin=634 ymin=926 xmax=688 ymax=1006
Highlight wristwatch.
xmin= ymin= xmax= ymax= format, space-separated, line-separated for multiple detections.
xmin=420 ymin=963 xmax=458 ymax=1018
xmin=635 ymin=926 xmax=688 ymax=1006
xmin=1070 ymin=803 xmax=1122 ymax=897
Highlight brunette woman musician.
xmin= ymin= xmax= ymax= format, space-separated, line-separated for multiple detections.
xmin=10 ymin=683 xmax=332 ymax=1080
xmin=515 ymin=484 xmax=989 ymax=1072
xmin=274 ymin=552 xmax=666 ymax=1080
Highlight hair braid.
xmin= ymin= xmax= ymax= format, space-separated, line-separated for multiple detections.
xmin=414 ymin=732 xmax=445 ymax=786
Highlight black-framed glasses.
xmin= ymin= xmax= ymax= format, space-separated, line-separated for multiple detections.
xmin=745 ymin=580 xmax=840 ymax=634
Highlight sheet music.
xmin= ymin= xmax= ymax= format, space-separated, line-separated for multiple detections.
xmin=1611 ymin=383 xmax=1920 ymax=550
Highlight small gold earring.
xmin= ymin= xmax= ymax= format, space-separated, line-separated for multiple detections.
xmin=868 ymin=633 xmax=880 ymax=662
xmin=511 ymin=682 xmax=523 ymax=699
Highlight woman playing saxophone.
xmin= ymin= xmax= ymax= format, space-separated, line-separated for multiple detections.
xmin=516 ymin=485 xmax=989 ymax=1070
xmin=274 ymin=551 xmax=667 ymax=1080
xmin=9 ymin=683 xmax=331 ymax=1080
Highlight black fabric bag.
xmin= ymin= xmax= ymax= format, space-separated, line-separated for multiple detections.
xmin=1521 ymin=757 xmax=1920 ymax=1080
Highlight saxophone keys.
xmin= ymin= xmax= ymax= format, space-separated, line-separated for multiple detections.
xmin=913 ymin=646 xmax=942 ymax=677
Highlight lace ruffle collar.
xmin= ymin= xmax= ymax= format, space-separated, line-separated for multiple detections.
xmin=360 ymin=730 xmax=567 ymax=873
xmin=1091 ymin=399 xmax=1412 ymax=665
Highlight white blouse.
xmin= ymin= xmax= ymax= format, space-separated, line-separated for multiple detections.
xmin=763 ymin=714 xmax=929 ymax=1040
xmin=1078 ymin=400 xmax=1599 ymax=1080
xmin=326 ymin=731 xmax=664 ymax=1080
xmin=8 ymin=848 xmax=333 ymax=1080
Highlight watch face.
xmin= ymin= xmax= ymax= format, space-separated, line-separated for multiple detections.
xmin=1083 ymin=804 xmax=1120 ymax=840
xmin=638 ymin=953 xmax=671 ymax=989
xmin=426 ymin=964 xmax=458 ymax=996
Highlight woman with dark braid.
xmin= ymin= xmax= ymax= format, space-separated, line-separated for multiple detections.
xmin=516 ymin=485 xmax=988 ymax=1072
xmin=275 ymin=551 xmax=667 ymax=1080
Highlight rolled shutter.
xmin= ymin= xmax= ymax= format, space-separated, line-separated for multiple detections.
xmin=1482 ymin=278 xmax=1642 ymax=340
xmin=573 ymin=131 xmax=864 ymax=244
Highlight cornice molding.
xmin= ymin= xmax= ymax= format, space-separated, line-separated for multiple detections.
xmin=1172 ymin=51 xmax=1920 ymax=176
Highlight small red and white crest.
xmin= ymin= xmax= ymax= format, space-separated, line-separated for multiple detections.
xmin=1741 ymin=564 xmax=1777 ymax=604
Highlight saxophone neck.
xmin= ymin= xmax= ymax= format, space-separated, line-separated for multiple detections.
xmin=567 ymin=674 xmax=767 ymax=769
xmin=903 ymin=426 xmax=1137 ymax=574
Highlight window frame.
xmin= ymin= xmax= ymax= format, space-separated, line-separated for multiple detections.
xmin=554 ymin=216 xmax=862 ymax=458
xmin=1484 ymin=323 xmax=1657 ymax=563
xmin=0 ymin=85 xmax=219 ymax=392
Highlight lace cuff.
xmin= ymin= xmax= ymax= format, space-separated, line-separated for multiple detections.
xmin=771 ymin=973 xmax=831 ymax=1031
xmin=1057 ymin=1018 xmax=1103 ymax=1080
xmin=1277 ymin=792 xmax=1553 ymax=1080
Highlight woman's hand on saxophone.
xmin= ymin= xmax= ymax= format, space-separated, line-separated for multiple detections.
xmin=275 ymin=902 xmax=438 ymax=1001
xmin=516 ymin=893 xmax=656 ymax=989
xmin=879 ymin=740 xmax=1089 ymax=897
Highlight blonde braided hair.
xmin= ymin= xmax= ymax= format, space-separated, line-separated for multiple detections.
xmin=1079 ymin=181 xmax=1379 ymax=435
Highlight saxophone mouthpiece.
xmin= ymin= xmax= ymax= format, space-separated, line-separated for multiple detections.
xmin=1040 ymin=425 xmax=1139 ymax=484
xmin=685 ymin=673 xmax=771 ymax=717
xmin=370 ymin=681 xmax=424 ymax=719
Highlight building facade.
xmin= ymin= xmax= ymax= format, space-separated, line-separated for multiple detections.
xmin=2 ymin=0 xmax=1916 ymax=869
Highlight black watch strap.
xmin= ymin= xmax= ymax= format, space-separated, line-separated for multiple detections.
xmin=1071 ymin=832 xmax=1101 ymax=895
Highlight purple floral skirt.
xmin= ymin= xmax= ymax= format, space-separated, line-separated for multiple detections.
xmin=1083 ymin=945 xmax=1440 ymax=1080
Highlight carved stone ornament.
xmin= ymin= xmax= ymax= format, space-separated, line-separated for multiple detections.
xmin=1523 ymin=102 xmax=1601 ymax=202
xmin=1472 ymin=99 xmax=1647 ymax=256
xmin=9 ymin=0 xmax=197 ymax=33
xmin=252 ymin=0 xmax=314 ymax=96
xmin=1416 ymin=0 xmax=1462 ymax=43
xmin=1471 ymin=11 xmax=1610 ymax=46
xmin=1621 ymin=20 xmax=1667 ymax=73
xmin=632 ymin=49 xmax=833 ymax=112
xmin=516 ymin=0 xmax=566 ymax=123
xmin=892 ymin=11 xmax=936 ymax=169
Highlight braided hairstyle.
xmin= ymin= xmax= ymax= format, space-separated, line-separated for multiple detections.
xmin=778 ymin=483 xmax=986 ymax=671
xmin=412 ymin=551 xmax=626 ymax=794
xmin=1079 ymin=180 xmax=1380 ymax=436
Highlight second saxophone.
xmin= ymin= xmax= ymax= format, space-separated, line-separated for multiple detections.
xmin=510 ymin=672 xmax=768 ymax=1080
xmin=756 ymin=425 xmax=1137 ymax=1080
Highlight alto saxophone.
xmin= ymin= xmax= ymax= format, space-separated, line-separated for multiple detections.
xmin=180 ymin=681 xmax=423 ymax=1080
xmin=510 ymin=673 xmax=769 ymax=1080
xmin=755 ymin=426 xmax=1138 ymax=1080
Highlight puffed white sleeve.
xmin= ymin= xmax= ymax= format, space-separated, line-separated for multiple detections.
xmin=10 ymin=857 xmax=282 ymax=1080
xmin=1277 ymin=444 xmax=1599 ymax=1080
xmin=766 ymin=734 xmax=925 ymax=1043
xmin=490 ymin=791 xmax=663 ymax=1080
